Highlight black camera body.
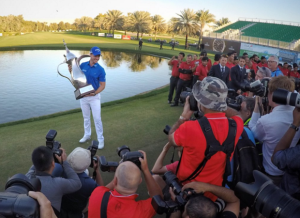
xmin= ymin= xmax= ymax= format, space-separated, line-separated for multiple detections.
xmin=100 ymin=145 xmax=144 ymax=172
xmin=0 ymin=174 xmax=41 ymax=218
xmin=46 ymin=130 xmax=62 ymax=163
xmin=226 ymin=90 xmax=244 ymax=111
xmin=87 ymin=140 xmax=99 ymax=168
xmin=249 ymin=78 xmax=270 ymax=98
xmin=151 ymin=171 xmax=195 ymax=215
xmin=179 ymin=88 xmax=198 ymax=111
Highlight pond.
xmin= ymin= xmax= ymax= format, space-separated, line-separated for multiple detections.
xmin=0 ymin=50 xmax=171 ymax=124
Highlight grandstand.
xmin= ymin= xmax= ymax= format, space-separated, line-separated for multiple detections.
xmin=213 ymin=20 xmax=300 ymax=43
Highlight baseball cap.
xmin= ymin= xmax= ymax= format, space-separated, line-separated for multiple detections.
xmin=192 ymin=77 xmax=228 ymax=111
xmin=90 ymin=46 xmax=101 ymax=56
xmin=67 ymin=147 xmax=91 ymax=173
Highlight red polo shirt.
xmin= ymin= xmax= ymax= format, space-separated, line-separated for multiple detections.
xmin=245 ymin=65 xmax=257 ymax=74
xmin=281 ymin=68 xmax=289 ymax=76
xmin=174 ymin=113 xmax=244 ymax=201
xmin=289 ymin=71 xmax=300 ymax=78
xmin=258 ymin=62 xmax=268 ymax=68
xmin=170 ymin=60 xmax=181 ymax=77
xmin=213 ymin=61 xmax=219 ymax=66
xmin=88 ymin=187 xmax=156 ymax=218
xmin=207 ymin=59 xmax=212 ymax=71
xmin=179 ymin=61 xmax=195 ymax=80
xmin=195 ymin=64 xmax=208 ymax=81
xmin=226 ymin=62 xmax=235 ymax=69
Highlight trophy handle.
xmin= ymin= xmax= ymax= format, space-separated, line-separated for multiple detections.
xmin=77 ymin=55 xmax=91 ymax=66
xmin=57 ymin=62 xmax=75 ymax=86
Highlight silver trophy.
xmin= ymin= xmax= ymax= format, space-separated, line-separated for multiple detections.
xmin=57 ymin=39 xmax=95 ymax=100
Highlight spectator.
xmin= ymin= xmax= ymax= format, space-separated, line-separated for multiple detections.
xmin=230 ymin=56 xmax=247 ymax=93
xmin=168 ymin=53 xmax=185 ymax=104
xmin=60 ymin=147 xmax=104 ymax=218
xmin=267 ymin=55 xmax=283 ymax=77
xmin=245 ymin=57 xmax=257 ymax=74
xmin=243 ymin=52 xmax=248 ymax=58
xmin=244 ymin=69 xmax=255 ymax=85
xmin=172 ymin=41 xmax=176 ymax=50
xmin=160 ymin=40 xmax=163 ymax=50
xmin=213 ymin=54 xmax=221 ymax=66
xmin=88 ymin=151 xmax=162 ymax=218
xmin=226 ymin=52 xmax=235 ymax=69
xmin=201 ymin=50 xmax=212 ymax=71
xmin=239 ymin=97 xmax=255 ymax=126
xmin=26 ymin=146 xmax=82 ymax=215
xmin=281 ymin=62 xmax=289 ymax=76
xmin=192 ymin=54 xmax=198 ymax=64
xmin=272 ymin=107 xmax=300 ymax=200
xmin=289 ymin=65 xmax=299 ymax=78
xmin=168 ymin=77 xmax=244 ymax=201
xmin=248 ymin=76 xmax=300 ymax=186
xmin=168 ymin=182 xmax=240 ymax=218
xmin=258 ymin=56 xmax=268 ymax=68
xmin=171 ymin=54 xmax=195 ymax=107
xmin=208 ymin=54 xmax=230 ymax=85
xmin=234 ymin=56 xmax=239 ymax=65
xmin=193 ymin=56 xmax=209 ymax=85
xmin=139 ymin=40 xmax=143 ymax=50
xmin=252 ymin=54 xmax=260 ymax=64
xmin=255 ymin=66 xmax=272 ymax=81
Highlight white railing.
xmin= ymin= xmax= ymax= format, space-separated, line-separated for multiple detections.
xmin=238 ymin=17 xmax=300 ymax=27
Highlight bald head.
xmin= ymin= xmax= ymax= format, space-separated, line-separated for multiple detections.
xmin=115 ymin=161 xmax=141 ymax=192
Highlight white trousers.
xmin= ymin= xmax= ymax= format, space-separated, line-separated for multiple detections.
xmin=79 ymin=93 xmax=104 ymax=143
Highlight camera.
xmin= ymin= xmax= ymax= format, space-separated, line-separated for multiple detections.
xmin=46 ymin=130 xmax=62 ymax=163
xmin=226 ymin=89 xmax=244 ymax=111
xmin=272 ymin=88 xmax=300 ymax=108
xmin=235 ymin=170 xmax=300 ymax=218
xmin=179 ymin=88 xmax=198 ymax=111
xmin=87 ymin=140 xmax=99 ymax=168
xmin=151 ymin=171 xmax=195 ymax=215
xmin=100 ymin=146 xmax=144 ymax=172
xmin=249 ymin=78 xmax=270 ymax=98
xmin=0 ymin=174 xmax=41 ymax=218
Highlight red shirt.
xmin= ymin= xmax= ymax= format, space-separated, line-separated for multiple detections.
xmin=88 ymin=187 xmax=156 ymax=218
xmin=174 ymin=113 xmax=243 ymax=201
xmin=169 ymin=60 xmax=181 ymax=77
xmin=281 ymin=68 xmax=289 ymax=76
xmin=165 ymin=161 xmax=179 ymax=174
xmin=289 ymin=71 xmax=300 ymax=78
xmin=245 ymin=64 xmax=257 ymax=74
xmin=207 ymin=59 xmax=212 ymax=71
xmin=213 ymin=61 xmax=219 ymax=66
xmin=195 ymin=64 xmax=208 ymax=81
xmin=226 ymin=62 xmax=235 ymax=69
xmin=258 ymin=62 xmax=268 ymax=68
xmin=179 ymin=61 xmax=195 ymax=80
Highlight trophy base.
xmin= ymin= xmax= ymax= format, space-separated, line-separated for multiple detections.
xmin=74 ymin=85 xmax=95 ymax=100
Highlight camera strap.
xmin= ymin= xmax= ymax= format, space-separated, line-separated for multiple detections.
xmin=180 ymin=117 xmax=236 ymax=184
xmin=100 ymin=191 xmax=111 ymax=218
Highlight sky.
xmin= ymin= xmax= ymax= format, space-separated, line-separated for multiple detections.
xmin=1 ymin=0 xmax=300 ymax=25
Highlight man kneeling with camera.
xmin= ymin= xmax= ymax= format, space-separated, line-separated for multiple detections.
xmin=88 ymin=150 xmax=162 ymax=218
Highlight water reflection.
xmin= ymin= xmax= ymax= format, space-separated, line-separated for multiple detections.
xmin=77 ymin=51 xmax=164 ymax=71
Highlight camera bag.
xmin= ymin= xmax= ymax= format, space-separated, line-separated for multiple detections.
xmin=178 ymin=116 xmax=236 ymax=185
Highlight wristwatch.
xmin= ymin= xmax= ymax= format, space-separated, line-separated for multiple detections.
xmin=290 ymin=124 xmax=299 ymax=131
xmin=179 ymin=116 xmax=187 ymax=121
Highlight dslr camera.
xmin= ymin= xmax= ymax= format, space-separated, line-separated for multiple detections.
xmin=179 ymin=87 xmax=198 ymax=111
xmin=226 ymin=89 xmax=245 ymax=111
xmin=87 ymin=140 xmax=99 ymax=168
xmin=151 ymin=171 xmax=195 ymax=215
xmin=272 ymin=88 xmax=300 ymax=108
xmin=100 ymin=146 xmax=144 ymax=172
xmin=0 ymin=174 xmax=41 ymax=218
xmin=46 ymin=130 xmax=62 ymax=163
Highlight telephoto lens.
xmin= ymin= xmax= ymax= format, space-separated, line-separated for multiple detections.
xmin=273 ymin=88 xmax=300 ymax=107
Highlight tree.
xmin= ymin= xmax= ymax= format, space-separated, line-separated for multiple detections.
xmin=216 ymin=17 xmax=230 ymax=27
xmin=127 ymin=11 xmax=152 ymax=39
xmin=172 ymin=9 xmax=199 ymax=49
xmin=65 ymin=22 xmax=71 ymax=30
xmin=195 ymin=9 xmax=215 ymax=49
xmin=58 ymin=21 xmax=65 ymax=30
xmin=78 ymin=16 xmax=93 ymax=31
xmin=151 ymin=15 xmax=167 ymax=39
xmin=104 ymin=10 xmax=124 ymax=34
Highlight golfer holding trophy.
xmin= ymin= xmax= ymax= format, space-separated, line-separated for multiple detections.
xmin=58 ymin=41 xmax=106 ymax=149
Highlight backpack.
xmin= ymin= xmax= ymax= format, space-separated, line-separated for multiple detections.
xmin=177 ymin=116 xmax=237 ymax=185
xmin=229 ymin=129 xmax=263 ymax=189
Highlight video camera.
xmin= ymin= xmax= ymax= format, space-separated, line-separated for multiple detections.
xmin=87 ymin=140 xmax=99 ymax=168
xmin=151 ymin=171 xmax=195 ymax=215
xmin=99 ymin=146 xmax=144 ymax=172
xmin=273 ymin=88 xmax=300 ymax=108
xmin=0 ymin=174 xmax=41 ymax=218
xmin=45 ymin=130 xmax=62 ymax=163
xmin=235 ymin=170 xmax=300 ymax=218
xmin=179 ymin=88 xmax=198 ymax=111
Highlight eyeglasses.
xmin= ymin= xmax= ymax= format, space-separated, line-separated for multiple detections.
xmin=267 ymin=61 xmax=276 ymax=63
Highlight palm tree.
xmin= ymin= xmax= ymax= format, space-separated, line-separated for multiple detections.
xmin=172 ymin=9 xmax=199 ymax=49
xmin=104 ymin=10 xmax=124 ymax=34
xmin=195 ymin=9 xmax=216 ymax=49
xmin=127 ymin=11 xmax=152 ymax=39
xmin=93 ymin=13 xmax=105 ymax=30
xmin=216 ymin=17 xmax=230 ymax=27
xmin=151 ymin=15 xmax=167 ymax=39
xmin=78 ymin=16 xmax=93 ymax=31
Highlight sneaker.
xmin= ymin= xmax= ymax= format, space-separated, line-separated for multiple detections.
xmin=79 ymin=136 xmax=91 ymax=143
xmin=98 ymin=140 xmax=104 ymax=149
xmin=170 ymin=103 xmax=178 ymax=107
xmin=168 ymin=100 xmax=172 ymax=104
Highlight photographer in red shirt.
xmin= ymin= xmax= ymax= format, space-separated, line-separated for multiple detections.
xmin=171 ymin=54 xmax=195 ymax=107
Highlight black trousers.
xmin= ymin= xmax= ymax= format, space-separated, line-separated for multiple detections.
xmin=174 ymin=78 xmax=192 ymax=103
xmin=168 ymin=76 xmax=179 ymax=101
